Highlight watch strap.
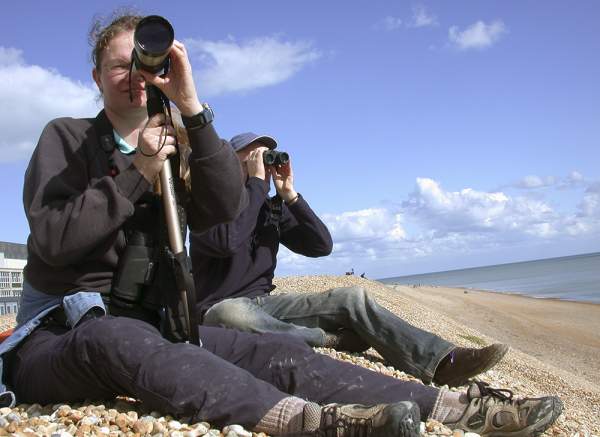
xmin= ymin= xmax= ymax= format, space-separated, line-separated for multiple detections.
xmin=181 ymin=103 xmax=214 ymax=130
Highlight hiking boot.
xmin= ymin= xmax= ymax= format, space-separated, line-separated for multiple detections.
xmin=447 ymin=381 xmax=563 ymax=436
xmin=433 ymin=343 xmax=509 ymax=387
xmin=323 ymin=329 xmax=370 ymax=353
xmin=309 ymin=401 xmax=420 ymax=436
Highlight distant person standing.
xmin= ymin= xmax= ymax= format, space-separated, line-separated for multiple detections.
xmin=191 ymin=132 xmax=509 ymax=388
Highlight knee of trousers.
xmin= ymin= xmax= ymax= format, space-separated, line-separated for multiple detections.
xmin=202 ymin=298 xmax=258 ymax=329
xmin=331 ymin=286 xmax=370 ymax=309
xmin=256 ymin=331 xmax=315 ymax=362
xmin=71 ymin=316 xmax=162 ymax=361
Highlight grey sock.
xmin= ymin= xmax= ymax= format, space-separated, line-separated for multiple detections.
xmin=429 ymin=388 xmax=468 ymax=424
xmin=302 ymin=402 xmax=322 ymax=432
xmin=255 ymin=396 xmax=308 ymax=435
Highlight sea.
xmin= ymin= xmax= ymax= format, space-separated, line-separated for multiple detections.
xmin=379 ymin=252 xmax=600 ymax=304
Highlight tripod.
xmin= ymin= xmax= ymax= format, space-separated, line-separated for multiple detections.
xmin=146 ymin=84 xmax=199 ymax=345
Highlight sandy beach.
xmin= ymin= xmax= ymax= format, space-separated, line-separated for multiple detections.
xmin=387 ymin=283 xmax=600 ymax=385
xmin=0 ymin=275 xmax=598 ymax=436
xmin=274 ymin=275 xmax=600 ymax=435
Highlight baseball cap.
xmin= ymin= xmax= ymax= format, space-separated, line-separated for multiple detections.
xmin=230 ymin=132 xmax=278 ymax=152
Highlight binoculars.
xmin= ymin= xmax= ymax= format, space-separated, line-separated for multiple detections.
xmin=263 ymin=150 xmax=290 ymax=166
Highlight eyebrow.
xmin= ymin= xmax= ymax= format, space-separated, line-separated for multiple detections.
xmin=105 ymin=57 xmax=131 ymax=67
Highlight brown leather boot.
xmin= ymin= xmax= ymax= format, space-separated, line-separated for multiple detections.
xmin=433 ymin=343 xmax=509 ymax=387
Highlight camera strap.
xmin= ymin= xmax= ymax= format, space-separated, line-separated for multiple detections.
xmin=267 ymin=194 xmax=283 ymax=232
xmin=94 ymin=111 xmax=119 ymax=177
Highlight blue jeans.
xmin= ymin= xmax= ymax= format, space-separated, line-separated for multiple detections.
xmin=202 ymin=286 xmax=455 ymax=383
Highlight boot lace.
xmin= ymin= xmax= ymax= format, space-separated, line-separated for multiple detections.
xmin=317 ymin=405 xmax=373 ymax=437
xmin=471 ymin=380 xmax=514 ymax=402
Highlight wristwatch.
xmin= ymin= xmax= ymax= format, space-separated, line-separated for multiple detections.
xmin=181 ymin=103 xmax=214 ymax=129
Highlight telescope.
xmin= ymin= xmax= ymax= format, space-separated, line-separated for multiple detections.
xmin=133 ymin=15 xmax=174 ymax=74
xmin=130 ymin=16 xmax=199 ymax=345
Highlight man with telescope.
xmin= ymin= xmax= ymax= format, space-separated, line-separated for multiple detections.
xmin=0 ymin=13 xmax=563 ymax=437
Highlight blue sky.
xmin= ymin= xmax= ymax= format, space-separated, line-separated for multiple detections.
xmin=0 ymin=1 xmax=598 ymax=278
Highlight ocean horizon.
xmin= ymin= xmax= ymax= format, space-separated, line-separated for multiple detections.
xmin=379 ymin=252 xmax=600 ymax=304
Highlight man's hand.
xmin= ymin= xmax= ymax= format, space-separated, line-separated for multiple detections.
xmin=269 ymin=160 xmax=297 ymax=203
xmin=133 ymin=114 xmax=177 ymax=183
xmin=246 ymin=147 xmax=269 ymax=183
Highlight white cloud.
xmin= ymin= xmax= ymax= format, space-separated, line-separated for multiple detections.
xmin=403 ymin=177 xmax=558 ymax=237
xmin=448 ymin=20 xmax=507 ymax=50
xmin=0 ymin=47 xmax=22 ymax=66
xmin=510 ymin=171 xmax=587 ymax=190
xmin=277 ymin=175 xmax=600 ymax=276
xmin=376 ymin=6 xmax=436 ymax=32
xmin=185 ymin=36 xmax=321 ymax=97
xmin=578 ymin=182 xmax=600 ymax=218
xmin=516 ymin=175 xmax=558 ymax=189
xmin=0 ymin=47 xmax=99 ymax=162
xmin=322 ymin=208 xmax=405 ymax=243
xmin=409 ymin=5 xmax=438 ymax=28
xmin=378 ymin=16 xmax=403 ymax=31
xmin=559 ymin=170 xmax=587 ymax=189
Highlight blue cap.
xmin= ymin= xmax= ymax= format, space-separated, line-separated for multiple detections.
xmin=230 ymin=132 xmax=277 ymax=152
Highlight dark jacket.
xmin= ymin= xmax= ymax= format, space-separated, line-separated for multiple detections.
xmin=190 ymin=177 xmax=333 ymax=314
xmin=23 ymin=110 xmax=247 ymax=298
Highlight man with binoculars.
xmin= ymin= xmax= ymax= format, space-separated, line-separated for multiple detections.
xmin=0 ymin=12 xmax=562 ymax=437
xmin=193 ymin=133 xmax=508 ymax=388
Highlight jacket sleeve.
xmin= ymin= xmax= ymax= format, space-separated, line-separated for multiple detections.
xmin=23 ymin=118 xmax=150 ymax=267
xmin=185 ymin=124 xmax=248 ymax=233
xmin=279 ymin=195 xmax=333 ymax=257
xmin=190 ymin=177 xmax=269 ymax=257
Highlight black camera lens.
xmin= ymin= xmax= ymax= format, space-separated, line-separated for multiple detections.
xmin=133 ymin=16 xmax=174 ymax=73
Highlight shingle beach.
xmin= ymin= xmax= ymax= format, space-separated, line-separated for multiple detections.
xmin=0 ymin=275 xmax=598 ymax=436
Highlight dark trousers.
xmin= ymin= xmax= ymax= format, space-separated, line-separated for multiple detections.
xmin=7 ymin=316 xmax=438 ymax=429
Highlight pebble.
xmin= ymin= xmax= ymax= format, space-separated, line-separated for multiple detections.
xmin=6 ymin=412 xmax=21 ymax=423
xmin=223 ymin=424 xmax=252 ymax=437
xmin=192 ymin=422 xmax=209 ymax=434
xmin=168 ymin=419 xmax=183 ymax=430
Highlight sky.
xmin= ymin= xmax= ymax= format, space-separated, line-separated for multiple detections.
xmin=0 ymin=1 xmax=598 ymax=279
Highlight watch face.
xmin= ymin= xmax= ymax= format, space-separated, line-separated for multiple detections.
xmin=203 ymin=103 xmax=214 ymax=121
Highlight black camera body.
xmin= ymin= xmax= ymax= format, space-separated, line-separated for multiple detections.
xmin=263 ymin=150 xmax=290 ymax=166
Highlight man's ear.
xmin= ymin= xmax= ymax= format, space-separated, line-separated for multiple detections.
xmin=92 ymin=68 xmax=103 ymax=93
